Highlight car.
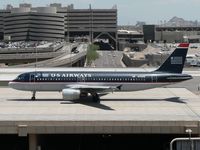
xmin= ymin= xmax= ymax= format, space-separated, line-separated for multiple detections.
xmin=73 ymin=50 xmax=79 ymax=53
xmin=71 ymin=47 xmax=77 ymax=53
xmin=190 ymin=45 xmax=198 ymax=49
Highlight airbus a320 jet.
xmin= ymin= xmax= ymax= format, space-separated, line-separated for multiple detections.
xmin=9 ymin=43 xmax=192 ymax=102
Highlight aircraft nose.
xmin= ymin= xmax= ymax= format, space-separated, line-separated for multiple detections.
xmin=8 ymin=81 xmax=16 ymax=89
xmin=8 ymin=81 xmax=13 ymax=87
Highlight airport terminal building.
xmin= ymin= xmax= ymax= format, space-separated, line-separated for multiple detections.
xmin=0 ymin=4 xmax=117 ymax=46
xmin=143 ymin=25 xmax=200 ymax=43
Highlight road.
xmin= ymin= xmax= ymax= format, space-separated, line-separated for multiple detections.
xmin=93 ymin=51 xmax=124 ymax=68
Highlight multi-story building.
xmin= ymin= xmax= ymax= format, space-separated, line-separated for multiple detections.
xmin=155 ymin=26 xmax=200 ymax=43
xmin=4 ymin=7 xmax=65 ymax=41
xmin=65 ymin=9 xmax=117 ymax=43
xmin=143 ymin=25 xmax=200 ymax=43
xmin=0 ymin=3 xmax=118 ymax=48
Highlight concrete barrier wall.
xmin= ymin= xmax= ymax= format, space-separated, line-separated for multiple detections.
xmin=122 ymin=52 xmax=170 ymax=67
xmin=122 ymin=53 xmax=148 ymax=67
xmin=0 ymin=51 xmax=64 ymax=63
xmin=145 ymin=53 xmax=169 ymax=67
xmin=119 ymin=42 xmax=147 ymax=51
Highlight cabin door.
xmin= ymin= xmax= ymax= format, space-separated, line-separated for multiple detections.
xmin=29 ymin=73 xmax=36 ymax=91
xmin=29 ymin=73 xmax=35 ymax=82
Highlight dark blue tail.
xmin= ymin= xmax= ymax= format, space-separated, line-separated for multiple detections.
xmin=155 ymin=43 xmax=189 ymax=74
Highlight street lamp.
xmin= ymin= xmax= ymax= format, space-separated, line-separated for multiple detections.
xmin=185 ymin=129 xmax=193 ymax=150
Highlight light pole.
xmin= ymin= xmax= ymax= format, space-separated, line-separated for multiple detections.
xmin=70 ymin=44 xmax=72 ymax=67
xmin=185 ymin=129 xmax=193 ymax=150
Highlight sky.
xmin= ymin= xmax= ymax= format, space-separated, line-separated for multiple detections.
xmin=1 ymin=0 xmax=200 ymax=25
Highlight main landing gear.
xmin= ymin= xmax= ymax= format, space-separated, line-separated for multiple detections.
xmin=91 ymin=92 xmax=100 ymax=103
xmin=31 ymin=91 xmax=36 ymax=100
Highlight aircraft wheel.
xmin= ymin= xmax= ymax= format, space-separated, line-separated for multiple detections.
xmin=31 ymin=91 xmax=36 ymax=100
xmin=92 ymin=93 xmax=100 ymax=103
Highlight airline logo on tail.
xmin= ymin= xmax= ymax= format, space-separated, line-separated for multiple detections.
xmin=170 ymin=43 xmax=189 ymax=65
xmin=171 ymin=57 xmax=183 ymax=65
xmin=155 ymin=43 xmax=189 ymax=73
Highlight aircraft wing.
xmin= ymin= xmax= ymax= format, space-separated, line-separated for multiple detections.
xmin=65 ymin=84 xmax=122 ymax=93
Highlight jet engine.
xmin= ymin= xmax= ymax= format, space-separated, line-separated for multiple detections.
xmin=62 ymin=89 xmax=80 ymax=100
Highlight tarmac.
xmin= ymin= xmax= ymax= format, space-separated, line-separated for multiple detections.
xmin=0 ymin=87 xmax=200 ymax=135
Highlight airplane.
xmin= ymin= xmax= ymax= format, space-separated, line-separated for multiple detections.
xmin=9 ymin=43 xmax=192 ymax=102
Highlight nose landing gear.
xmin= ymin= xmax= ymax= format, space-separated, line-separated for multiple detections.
xmin=31 ymin=91 xmax=36 ymax=100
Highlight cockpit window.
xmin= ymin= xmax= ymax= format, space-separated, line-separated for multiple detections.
xmin=17 ymin=74 xmax=25 ymax=80
xmin=15 ymin=73 xmax=29 ymax=82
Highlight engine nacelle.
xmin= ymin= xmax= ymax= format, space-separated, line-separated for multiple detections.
xmin=62 ymin=89 xmax=80 ymax=100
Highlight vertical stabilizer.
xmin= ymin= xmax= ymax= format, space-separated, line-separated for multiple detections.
xmin=155 ymin=43 xmax=189 ymax=73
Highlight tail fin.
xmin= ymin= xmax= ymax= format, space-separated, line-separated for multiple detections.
xmin=155 ymin=43 xmax=189 ymax=73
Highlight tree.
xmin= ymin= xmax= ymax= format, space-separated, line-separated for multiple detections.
xmin=86 ymin=44 xmax=99 ymax=66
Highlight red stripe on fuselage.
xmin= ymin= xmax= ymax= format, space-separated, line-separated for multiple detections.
xmin=10 ymin=81 xmax=174 ymax=84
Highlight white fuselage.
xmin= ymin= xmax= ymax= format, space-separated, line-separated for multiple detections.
xmin=9 ymin=81 xmax=170 ymax=92
xmin=8 ymin=68 xmax=192 ymax=94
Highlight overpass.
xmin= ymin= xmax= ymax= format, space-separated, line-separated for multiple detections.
xmin=0 ymin=69 xmax=200 ymax=150
xmin=9 ymin=43 xmax=88 ymax=67
xmin=0 ymin=43 xmax=65 ymax=64
xmin=0 ymin=87 xmax=199 ymax=150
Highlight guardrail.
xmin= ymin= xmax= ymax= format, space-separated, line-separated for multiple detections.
xmin=0 ymin=51 xmax=65 ymax=60
xmin=0 ymin=42 xmax=64 ymax=54
xmin=170 ymin=137 xmax=200 ymax=150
